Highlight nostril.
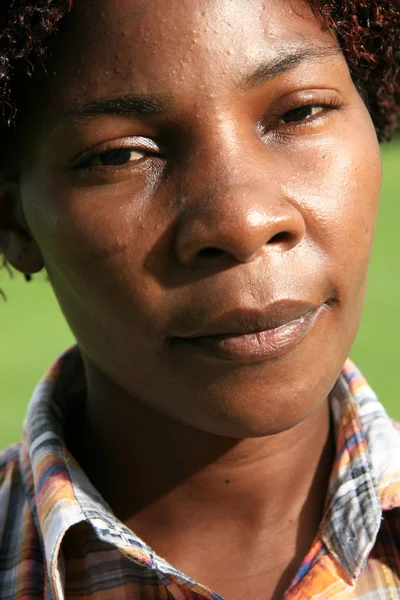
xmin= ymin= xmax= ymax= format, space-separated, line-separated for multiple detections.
xmin=197 ymin=247 xmax=225 ymax=260
xmin=268 ymin=231 xmax=293 ymax=245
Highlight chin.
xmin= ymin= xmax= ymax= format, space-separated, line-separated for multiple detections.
xmin=168 ymin=380 xmax=331 ymax=439
xmin=172 ymin=347 xmax=347 ymax=438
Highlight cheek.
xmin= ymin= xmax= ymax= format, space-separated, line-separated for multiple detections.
xmin=25 ymin=164 xmax=163 ymax=250
xmin=285 ymin=123 xmax=381 ymax=301
xmin=20 ymin=173 xmax=174 ymax=344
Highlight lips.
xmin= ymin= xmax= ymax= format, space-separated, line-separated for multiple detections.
xmin=170 ymin=300 xmax=332 ymax=363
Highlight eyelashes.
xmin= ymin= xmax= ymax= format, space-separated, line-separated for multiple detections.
xmin=262 ymin=93 xmax=344 ymax=136
xmin=71 ymin=136 xmax=161 ymax=171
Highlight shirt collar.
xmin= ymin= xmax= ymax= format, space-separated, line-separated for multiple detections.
xmin=322 ymin=360 xmax=400 ymax=584
xmin=21 ymin=348 xmax=160 ymax=600
xmin=20 ymin=348 xmax=400 ymax=598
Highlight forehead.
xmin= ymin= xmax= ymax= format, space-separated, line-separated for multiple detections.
xmin=45 ymin=0 xmax=338 ymax=107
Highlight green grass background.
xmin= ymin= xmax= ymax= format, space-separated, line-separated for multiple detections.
xmin=1 ymin=142 xmax=400 ymax=449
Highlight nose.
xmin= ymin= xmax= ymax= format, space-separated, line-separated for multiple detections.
xmin=174 ymin=149 xmax=306 ymax=268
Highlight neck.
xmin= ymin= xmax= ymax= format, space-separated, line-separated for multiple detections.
xmin=67 ymin=357 xmax=334 ymax=543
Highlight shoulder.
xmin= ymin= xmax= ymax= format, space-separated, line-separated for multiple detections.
xmin=0 ymin=443 xmax=26 ymax=536
xmin=0 ymin=443 xmax=22 ymax=485
xmin=0 ymin=445 xmax=45 ymax=598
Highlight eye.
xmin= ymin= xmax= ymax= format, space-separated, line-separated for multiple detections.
xmin=279 ymin=105 xmax=324 ymax=125
xmin=83 ymin=148 xmax=147 ymax=167
xmin=72 ymin=136 xmax=161 ymax=171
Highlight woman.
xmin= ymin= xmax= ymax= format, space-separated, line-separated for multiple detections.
xmin=0 ymin=1 xmax=400 ymax=598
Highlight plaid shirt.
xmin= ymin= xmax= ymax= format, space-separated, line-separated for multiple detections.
xmin=1 ymin=348 xmax=400 ymax=599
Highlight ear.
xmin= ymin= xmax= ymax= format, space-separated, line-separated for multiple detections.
xmin=0 ymin=182 xmax=44 ymax=275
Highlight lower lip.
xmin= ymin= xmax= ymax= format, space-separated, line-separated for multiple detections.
xmin=174 ymin=306 xmax=327 ymax=364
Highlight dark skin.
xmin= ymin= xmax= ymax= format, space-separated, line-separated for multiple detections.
xmin=0 ymin=0 xmax=382 ymax=598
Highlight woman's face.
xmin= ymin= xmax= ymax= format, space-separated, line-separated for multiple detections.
xmin=15 ymin=0 xmax=381 ymax=436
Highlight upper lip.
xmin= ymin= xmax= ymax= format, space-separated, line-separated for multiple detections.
xmin=174 ymin=300 xmax=328 ymax=339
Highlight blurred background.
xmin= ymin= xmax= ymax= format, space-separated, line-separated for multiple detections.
xmin=1 ymin=141 xmax=400 ymax=449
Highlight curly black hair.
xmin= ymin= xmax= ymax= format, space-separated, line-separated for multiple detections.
xmin=309 ymin=0 xmax=400 ymax=140
xmin=0 ymin=2 xmax=71 ymax=118
xmin=0 ymin=0 xmax=399 ymax=148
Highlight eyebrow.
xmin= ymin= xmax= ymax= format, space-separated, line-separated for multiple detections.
xmin=60 ymin=95 xmax=168 ymax=122
xmin=57 ymin=45 xmax=340 ymax=124
xmin=242 ymin=44 xmax=341 ymax=88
